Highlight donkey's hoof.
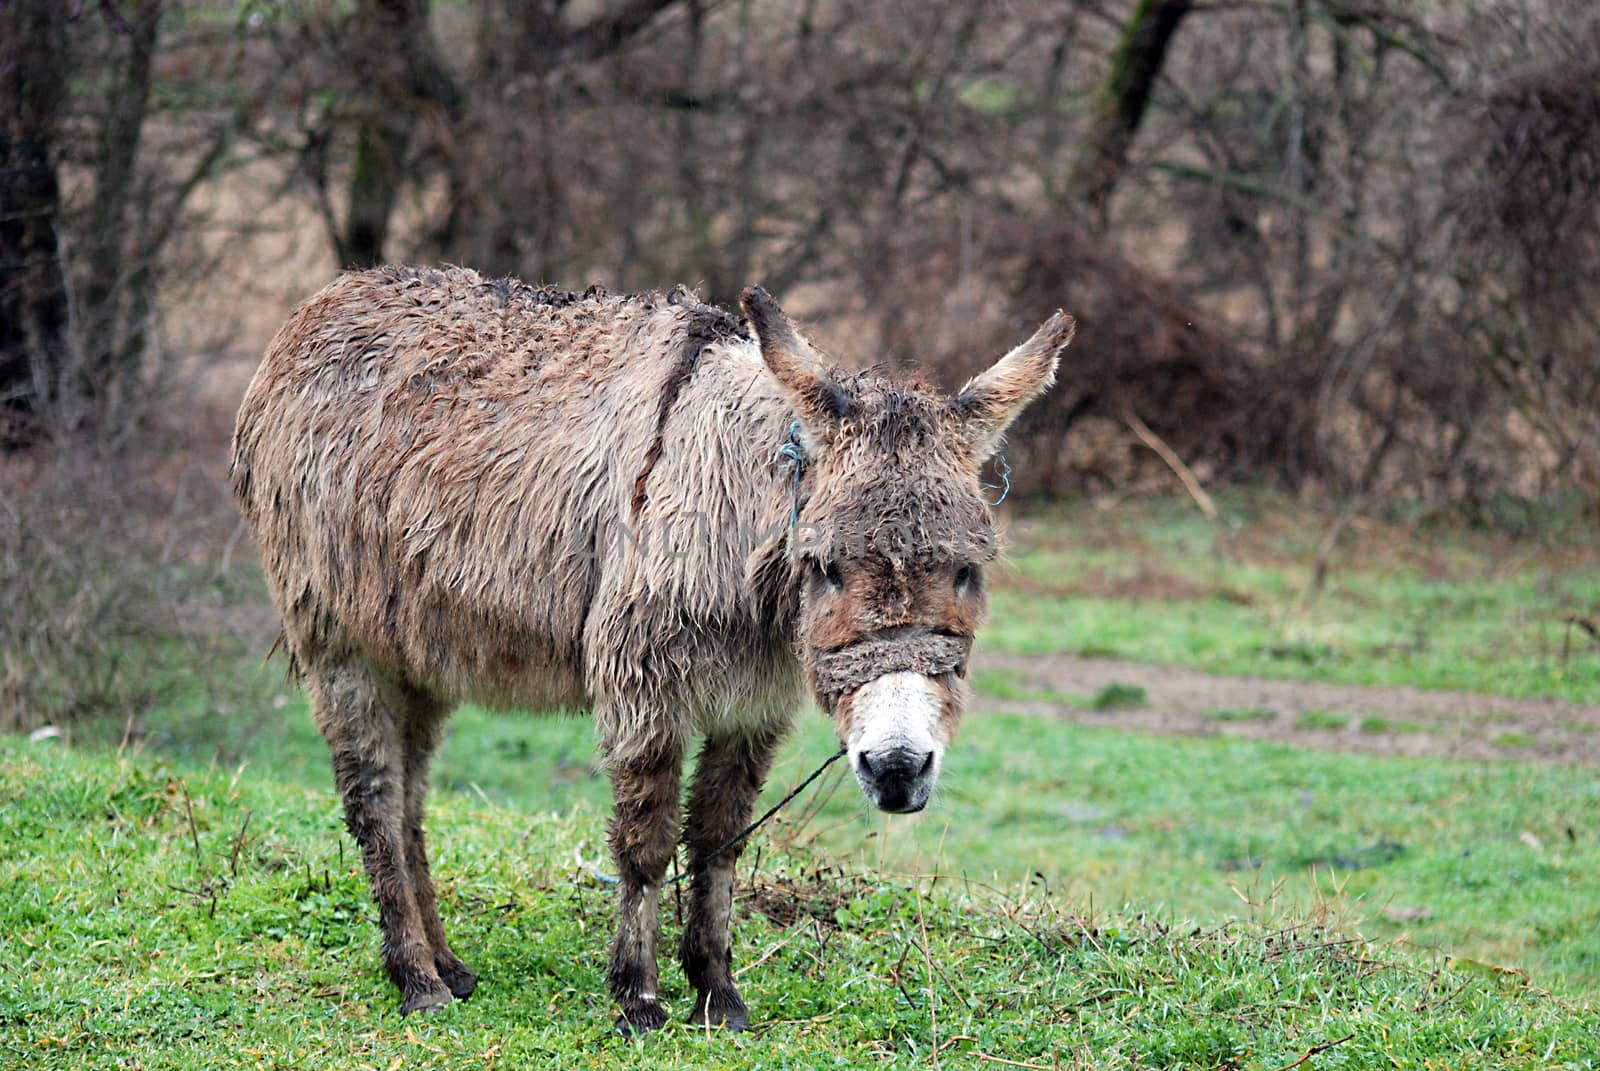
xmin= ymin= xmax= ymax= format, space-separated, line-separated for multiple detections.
xmin=688 ymin=990 xmax=748 ymax=1033
xmin=438 ymin=960 xmax=478 ymax=1000
xmin=400 ymin=983 xmax=454 ymax=1016
xmin=614 ymin=999 xmax=669 ymax=1037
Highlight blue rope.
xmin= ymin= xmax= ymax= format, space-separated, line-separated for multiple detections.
xmin=775 ymin=419 xmax=808 ymax=543
xmin=982 ymin=452 xmax=1012 ymax=506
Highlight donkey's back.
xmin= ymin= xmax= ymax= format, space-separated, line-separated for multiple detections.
xmin=231 ymin=265 xmax=762 ymax=710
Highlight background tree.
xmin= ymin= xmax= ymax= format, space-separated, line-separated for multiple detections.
xmin=0 ymin=1 xmax=72 ymax=440
xmin=2 ymin=0 xmax=1595 ymax=509
xmin=1 ymin=0 xmax=288 ymax=444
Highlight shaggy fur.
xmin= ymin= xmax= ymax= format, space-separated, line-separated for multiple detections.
xmin=230 ymin=266 xmax=1073 ymax=1030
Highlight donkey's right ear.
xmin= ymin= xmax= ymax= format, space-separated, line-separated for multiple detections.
xmin=951 ymin=311 xmax=1076 ymax=462
xmin=740 ymin=286 xmax=849 ymax=439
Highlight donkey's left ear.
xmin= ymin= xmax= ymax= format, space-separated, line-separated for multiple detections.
xmin=950 ymin=312 xmax=1076 ymax=462
xmin=740 ymin=285 xmax=849 ymax=442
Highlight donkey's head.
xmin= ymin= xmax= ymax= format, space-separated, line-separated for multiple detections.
xmin=741 ymin=288 xmax=1075 ymax=813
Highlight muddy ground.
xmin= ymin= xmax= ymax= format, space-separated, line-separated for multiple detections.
xmin=974 ymin=651 xmax=1600 ymax=766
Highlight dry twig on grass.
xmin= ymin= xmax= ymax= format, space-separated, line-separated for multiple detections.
xmin=1122 ymin=408 xmax=1232 ymax=559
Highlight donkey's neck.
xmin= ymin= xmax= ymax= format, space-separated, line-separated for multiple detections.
xmin=673 ymin=334 xmax=806 ymax=630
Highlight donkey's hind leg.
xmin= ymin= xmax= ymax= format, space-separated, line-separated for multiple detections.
xmin=305 ymin=656 xmax=452 ymax=1015
xmin=399 ymin=696 xmax=477 ymax=999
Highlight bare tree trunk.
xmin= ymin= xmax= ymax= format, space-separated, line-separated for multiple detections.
xmin=79 ymin=0 xmax=162 ymax=431
xmin=1037 ymin=7 xmax=1085 ymax=204
xmin=670 ymin=1 xmax=726 ymax=299
xmin=385 ymin=0 xmax=681 ymax=273
xmin=343 ymin=116 xmax=412 ymax=269
xmin=1061 ymin=0 xmax=1193 ymax=222
xmin=0 ymin=1 xmax=70 ymax=441
xmin=335 ymin=0 xmax=461 ymax=269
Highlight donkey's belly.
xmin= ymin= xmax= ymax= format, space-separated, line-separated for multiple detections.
xmin=390 ymin=589 xmax=591 ymax=713
xmin=467 ymin=672 xmax=590 ymax=715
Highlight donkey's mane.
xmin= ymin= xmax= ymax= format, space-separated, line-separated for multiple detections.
xmin=827 ymin=372 xmax=948 ymax=450
xmin=631 ymin=287 xmax=750 ymax=516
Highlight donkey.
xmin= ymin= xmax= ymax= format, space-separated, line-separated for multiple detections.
xmin=230 ymin=266 xmax=1074 ymax=1031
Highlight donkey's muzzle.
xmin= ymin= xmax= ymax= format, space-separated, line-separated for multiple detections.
xmin=854 ymin=746 xmax=936 ymax=814
xmin=834 ymin=666 xmax=952 ymax=814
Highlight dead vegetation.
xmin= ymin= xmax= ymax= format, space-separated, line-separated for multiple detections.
xmin=0 ymin=413 xmax=278 ymax=734
xmin=7 ymin=1 xmax=1598 ymax=498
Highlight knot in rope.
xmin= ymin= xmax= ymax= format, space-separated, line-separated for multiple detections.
xmin=775 ymin=419 xmax=808 ymax=553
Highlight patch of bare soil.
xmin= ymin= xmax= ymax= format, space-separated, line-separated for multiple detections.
xmin=1003 ymin=568 xmax=1256 ymax=605
xmin=974 ymin=651 xmax=1600 ymax=766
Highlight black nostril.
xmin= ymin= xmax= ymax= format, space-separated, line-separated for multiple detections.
xmin=858 ymin=751 xmax=879 ymax=779
xmin=917 ymin=751 xmax=935 ymax=777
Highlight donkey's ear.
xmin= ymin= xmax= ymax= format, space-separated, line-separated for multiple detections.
xmin=740 ymin=286 xmax=848 ymax=438
xmin=951 ymin=311 xmax=1076 ymax=462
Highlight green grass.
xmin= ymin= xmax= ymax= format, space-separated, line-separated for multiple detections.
xmin=985 ymin=493 xmax=1600 ymax=701
xmin=1360 ymin=715 xmax=1404 ymax=734
xmin=967 ymin=666 xmax=1088 ymax=708
xmin=1295 ymin=710 xmax=1351 ymax=731
xmin=7 ymin=741 xmax=1600 ymax=1069
xmin=43 ymin=682 xmax=1600 ymax=998
xmin=1089 ymin=682 xmax=1147 ymax=710
xmin=11 ymin=491 xmax=1600 ymax=1065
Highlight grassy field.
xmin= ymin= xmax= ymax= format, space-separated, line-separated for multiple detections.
xmin=984 ymin=493 xmax=1600 ymax=701
xmin=8 ymin=492 xmax=1600 ymax=1067
xmin=6 ymin=742 xmax=1600 ymax=1070
xmin=125 ymin=691 xmax=1600 ymax=998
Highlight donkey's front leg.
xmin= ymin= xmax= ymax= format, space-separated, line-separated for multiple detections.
xmin=605 ymin=741 xmax=683 ymax=1035
xmin=679 ymin=723 xmax=787 ymax=1031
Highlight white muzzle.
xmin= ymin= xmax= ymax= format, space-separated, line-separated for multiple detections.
xmin=845 ymin=671 xmax=944 ymax=813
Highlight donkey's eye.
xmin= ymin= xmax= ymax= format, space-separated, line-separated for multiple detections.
xmin=813 ymin=560 xmax=843 ymax=592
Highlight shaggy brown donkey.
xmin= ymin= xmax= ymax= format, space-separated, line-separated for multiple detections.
xmin=230 ymin=267 xmax=1073 ymax=1031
